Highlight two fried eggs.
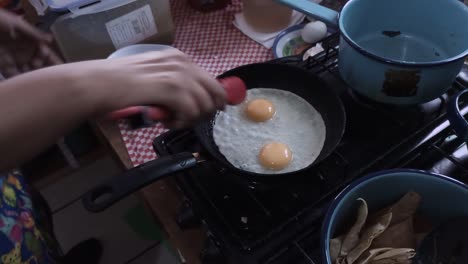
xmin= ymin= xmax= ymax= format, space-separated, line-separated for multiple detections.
xmin=213 ymin=88 xmax=326 ymax=174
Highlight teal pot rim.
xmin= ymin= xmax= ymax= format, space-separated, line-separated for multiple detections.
xmin=320 ymin=168 xmax=468 ymax=264
xmin=338 ymin=0 xmax=468 ymax=68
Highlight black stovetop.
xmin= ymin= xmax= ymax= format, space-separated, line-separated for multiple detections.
xmin=153 ymin=34 xmax=468 ymax=264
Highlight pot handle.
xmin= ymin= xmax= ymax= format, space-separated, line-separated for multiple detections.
xmin=447 ymin=89 xmax=468 ymax=144
xmin=275 ymin=0 xmax=339 ymax=28
xmin=82 ymin=152 xmax=198 ymax=212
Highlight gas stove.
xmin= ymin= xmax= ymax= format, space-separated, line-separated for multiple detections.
xmin=153 ymin=34 xmax=468 ymax=264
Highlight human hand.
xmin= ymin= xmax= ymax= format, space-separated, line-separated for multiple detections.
xmin=77 ymin=49 xmax=227 ymax=128
xmin=0 ymin=9 xmax=62 ymax=77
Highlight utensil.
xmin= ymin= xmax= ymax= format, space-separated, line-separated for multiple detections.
xmin=107 ymin=76 xmax=248 ymax=126
xmin=105 ymin=44 xmax=248 ymax=127
xmin=321 ymin=169 xmax=468 ymax=264
xmin=82 ymin=63 xmax=346 ymax=212
xmin=276 ymin=0 xmax=468 ymax=104
xmin=413 ymin=216 xmax=468 ymax=264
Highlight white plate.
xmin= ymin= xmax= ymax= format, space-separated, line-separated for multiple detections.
xmin=108 ymin=44 xmax=175 ymax=59
xmin=272 ymin=24 xmax=310 ymax=58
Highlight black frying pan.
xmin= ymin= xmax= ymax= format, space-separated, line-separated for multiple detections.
xmin=82 ymin=63 xmax=346 ymax=212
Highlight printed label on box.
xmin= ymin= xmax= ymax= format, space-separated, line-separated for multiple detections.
xmin=105 ymin=5 xmax=158 ymax=49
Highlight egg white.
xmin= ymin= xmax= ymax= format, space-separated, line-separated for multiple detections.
xmin=213 ymin=88 xmax=326 ymax=174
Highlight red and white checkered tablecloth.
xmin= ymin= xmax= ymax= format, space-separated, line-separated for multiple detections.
xmin=119 ymin=0 xmax=274 ymax=166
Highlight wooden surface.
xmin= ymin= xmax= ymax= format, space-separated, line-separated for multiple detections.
xmin=94 ymin=120 xmax=205 ymax=264
xmin=93 ymin=121 xmax=133 ymax=170
xmin=141 ymin=179 xmax=205 ymax=264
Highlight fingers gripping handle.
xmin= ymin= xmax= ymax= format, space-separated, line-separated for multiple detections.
xmin=106 ymin=76 xmax=247 ymax=122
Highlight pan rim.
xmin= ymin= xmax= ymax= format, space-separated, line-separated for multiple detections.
xmin=196 ymin=62 xmax=347 ymax=178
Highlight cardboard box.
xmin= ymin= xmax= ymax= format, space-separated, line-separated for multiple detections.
xmin=29 ymin=0 xmax=174 ymax=61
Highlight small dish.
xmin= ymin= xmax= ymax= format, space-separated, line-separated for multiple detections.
xmin=272 ymin=24 xmax=310 ymax=58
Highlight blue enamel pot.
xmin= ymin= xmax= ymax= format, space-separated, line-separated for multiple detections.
xmin=320 ymin=169 xmax=468 ymax=264
xmin=277 ymin=0 xmax=468 ymax=105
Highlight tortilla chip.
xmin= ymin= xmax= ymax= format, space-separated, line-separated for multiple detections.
xmin=336 ymin=256 xmax=346 ymax=264
xmin=367 ymin=248 xmax=415 ymax=264
xmin=369 ymin=255 xmax=415 ymax=263
xmin=372 ymin=248 xmax=415 ymax=260
xmin=369 ymin=259 xmax=411 ymax=264
xmin=330 ymin=236 xmax=344 ymax=263
xmin=346 ymin=212 xmax=393 ymax=264
xmin=355 ymin=248 xmax=393 ymax=264
xmin=371 ymin=217 xmax=416 ymax=249
xmin=340 ymin=198 xmax=369 ymax=256
xmin=369 ymin=191 xmax=421 ymax=226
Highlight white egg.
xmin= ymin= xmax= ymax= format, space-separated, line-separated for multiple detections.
xmin=213 ymin=88 xmax=326 ymax=174
xmin=301 ymin=21 xmax=328 ymax=44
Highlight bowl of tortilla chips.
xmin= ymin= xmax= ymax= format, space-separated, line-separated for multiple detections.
xmin=322 ymin=169 xmax=468 ymax=264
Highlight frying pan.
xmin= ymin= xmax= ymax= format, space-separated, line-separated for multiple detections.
xmin=82 ymin=63 xmax=346 ymax=212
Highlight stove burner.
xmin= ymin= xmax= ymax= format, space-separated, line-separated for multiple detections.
xmin=153 ymin=33 xmax=468 ymax=264
xmin=345 ymin=86 xmax=446 ymax=127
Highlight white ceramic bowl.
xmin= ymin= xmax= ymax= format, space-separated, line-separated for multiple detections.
xmin=108 ymin=44 xmax=175 ymax=59
xmin=272 ymin=24 xmax=310 ymax=58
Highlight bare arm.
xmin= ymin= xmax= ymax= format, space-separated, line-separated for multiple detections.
xmin=0 ymin=64 xmax=99 ymax=170
xmin=0 ymin=51 xmax=226 ymax=171
xmin=0 ymin=9 xmax=226 ymax=171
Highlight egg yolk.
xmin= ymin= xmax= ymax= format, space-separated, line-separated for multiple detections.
xmin=245 ymin=99 xmax=276 ymax=122
xmin=258 ymin=142 xmax=292 ymax=170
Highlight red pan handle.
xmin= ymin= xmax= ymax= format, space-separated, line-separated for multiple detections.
xmin=106 ymin=76 xmax=247 ymax=121
xmin=106 ymin=106 xmax=169 ymax=120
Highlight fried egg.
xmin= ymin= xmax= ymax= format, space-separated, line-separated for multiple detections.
xmin=259 ymin=142 xmax=292 ymax=170
xmin=213 ymin=88 xmax=326 ymax=174
xmin=245 ymin=99 xmax=276 ymax=122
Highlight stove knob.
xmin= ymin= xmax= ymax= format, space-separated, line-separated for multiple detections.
xmin=200 ymin=237 xmax=225 ymax=264
xmin=176 ymin=200 xmax=200 ymax=229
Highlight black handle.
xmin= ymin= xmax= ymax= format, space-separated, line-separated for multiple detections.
xmin=82 ymin=152 xmax=198 ymax=212
xmin=447 ymin=89 xmax=468 ymax=144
